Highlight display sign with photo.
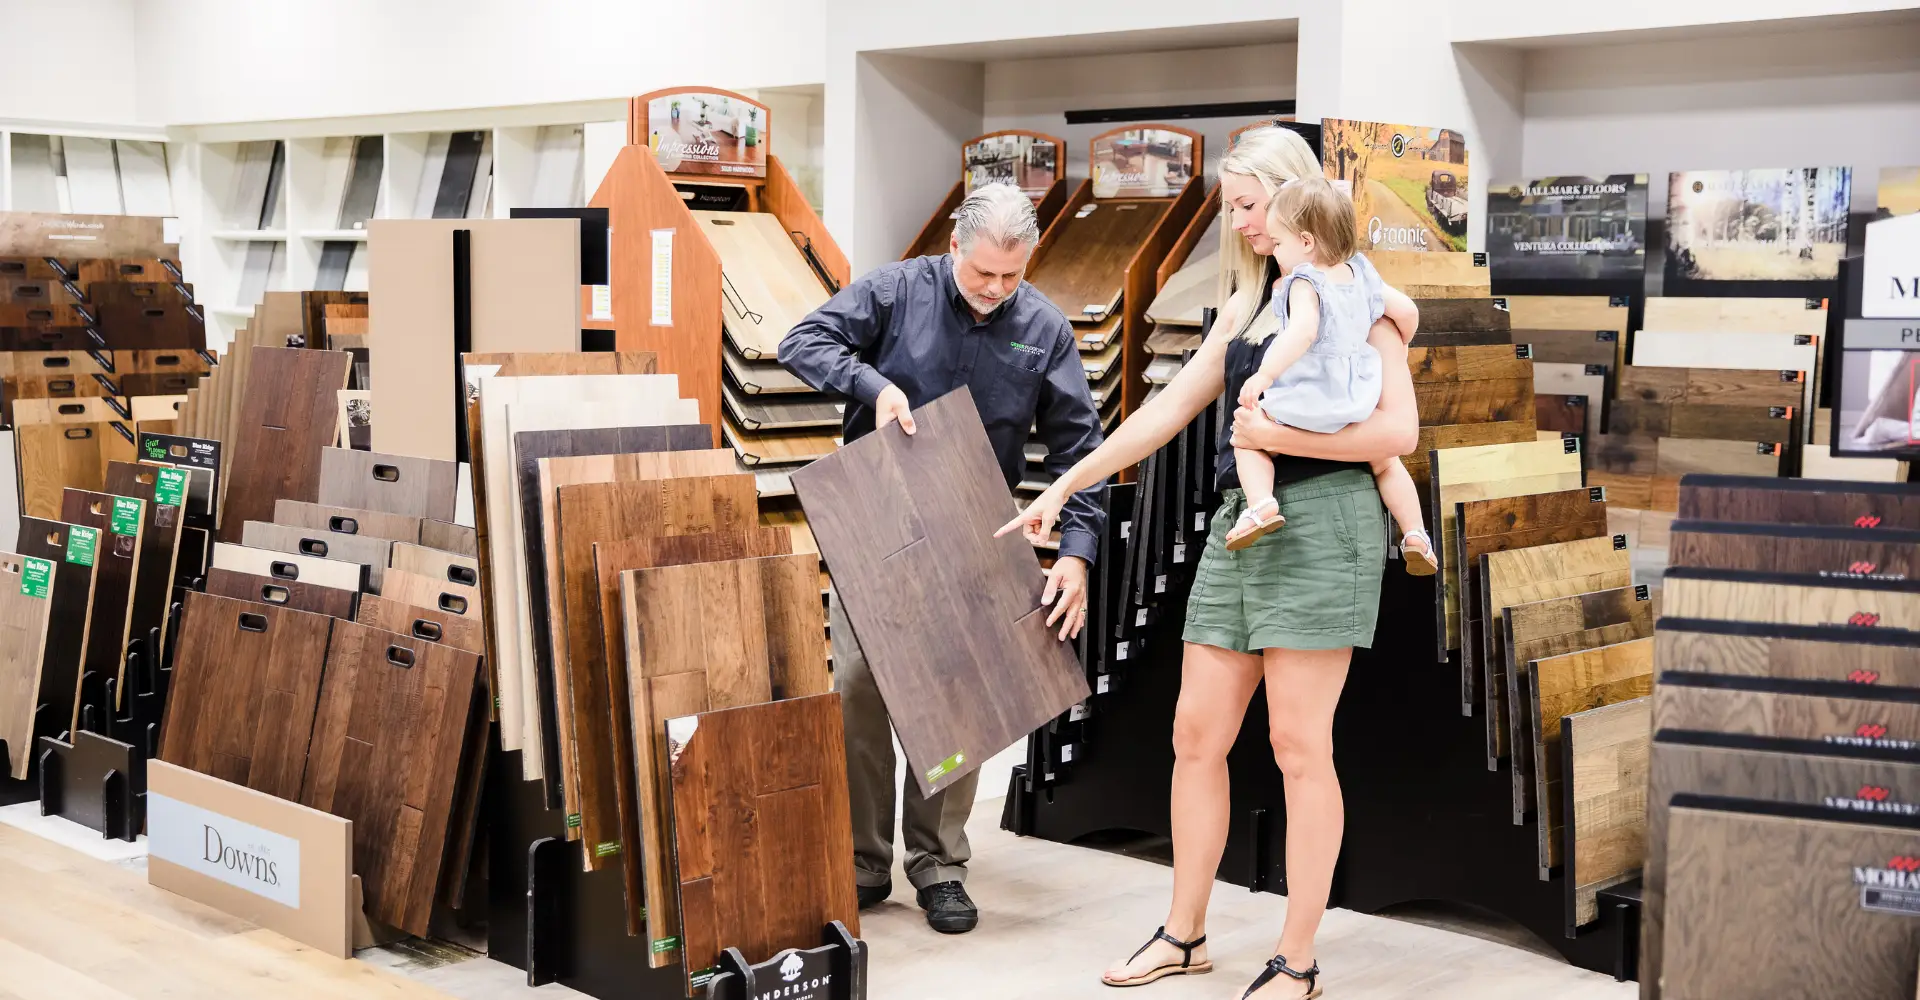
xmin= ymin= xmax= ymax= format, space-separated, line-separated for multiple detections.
xmin=1879 ymin=166 xmax=1920 ymax=219
xmin=1833 ymin=320 xmax=1920 ymax=456
xmin=963 ymin=132 xmax=1060 ymax=199
xmin=1320 ymin=119 xmax=1470 ymax=253
xmin=1664 ymin=167 xmax=1852 ymax=291
xmin=1486 ymin=175 xmax=1648 ymax=283
xmin=1090 ymin=128 xmax=1198 ymax=199
xmin=639 ymin=89 xmax=769 ymax=178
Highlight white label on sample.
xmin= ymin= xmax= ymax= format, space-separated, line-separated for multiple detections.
xmin=1061 ymin=744 xmax=1075 ymax=763
xmin=1116 ymin=641 xmax=1130 ymax=661
xmin=148 ymin=793 xmax=301 ymax=909
xmin=650 ymin=229 xmax=674 ymax=325
xmin=590 ymin=285 xmax=613 ymax=321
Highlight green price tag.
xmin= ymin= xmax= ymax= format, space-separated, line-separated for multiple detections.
xmin=20 ymin=557 xmax=52 ymax=599
xmin=651 ymin=936 xmax=680 ymax=954
xmin=594 ymin=841 xmax=621 ymax=857
xmin=155 ymin=468 xmax=186 ymax=507
xmin=65 ymin=526 xmax=97 ymax=567
xmin=565 ymin=813 xmax=581 ymax=829
xmin=111 ymin=496 xmax=142 ymax=537
xmin=924 ymin=751 xmax=968 ymax=785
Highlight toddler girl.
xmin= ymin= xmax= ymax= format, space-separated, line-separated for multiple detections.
xmin=1224 ymin=176 xmax=1437 ymax=576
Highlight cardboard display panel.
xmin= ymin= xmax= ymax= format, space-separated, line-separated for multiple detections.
xmin=664 ymin=694 xmax=857 ymax=992
xmin=1562 ymin=696 xmax=1650 ymax=929
xmin=791 ymin=389 xmax=1090 ymax=797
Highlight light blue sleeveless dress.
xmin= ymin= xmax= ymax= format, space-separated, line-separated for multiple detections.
xmin=1257 ymin=253 xmax=1386 ymax=435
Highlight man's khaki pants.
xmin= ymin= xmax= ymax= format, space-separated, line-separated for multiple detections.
xmin=831 ymin=588 xmax=980 ymax=890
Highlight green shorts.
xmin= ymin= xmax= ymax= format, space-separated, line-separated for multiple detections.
xmin=1182 ymin=469 xmax=1387 ymax=653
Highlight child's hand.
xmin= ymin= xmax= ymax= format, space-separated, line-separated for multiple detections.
xmin=1239 ymin=371 xmax=1276 ymax=410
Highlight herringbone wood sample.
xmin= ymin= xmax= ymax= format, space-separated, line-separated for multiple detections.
xmin=553 ymin=473 xmax=760 ymax=868
xmin=1027 ymin=200 xmax=1171 ymax=321
xmin=1643 ymin=741 xmax=1920 ymax=1000
xmin=159 ymin=591 xmax=331 ymax=798
xmin=220 ymin=348 xmax=352 ymax=543
xmin=0 ymin=550 xmax=55 ymax=778
xmin=1661 ymin=805 xmax=1920 ymax=999
xmin=1655 ymin=620 xmax=1920 ymax=687
xmin=272 ymin=499 xmax=424 ymax=545
xmin=240 ymin=521 xmax=393 ymax=593
xmin=622 ymin=553 xmax=829 ymax=961
xmin=60 ymin=489 xmax=143 ymax=704
xmin=203 ymin=567 xmax=357 ymax=619
xmin=316 ymin=448 xmax=459 ymax=521
xmin=1530 ymin=639 xmax=1652 ymax=874
xmin=103 ymin=462 xmax=183 ymax=666
xmin=299 ymin=619 xmax=478 ymax=937
xmin=15 ymin=518 xmax=95 ymax=740
xmin=1431 ymin=437 xmax=1585 ymax=662
xmin=693 ymin=211 xmax=831 ymax=359
xmin=593 ymin=527 xmax=794 ymax=934
xmin=1668 ymin=520 xmax=1920 ymax=579
xmin=791 ymin=389 xmax=1090 ymax=797
xmin=1564 ymin=697 xmax=1649 ymax=928
xmin=664 ymin=694 xmax=856 ymax=991
xmin=1677 ymin=476 xmax=1920 ymax=527
xmin=1662 ymin=572 xmax=1920 ymax=630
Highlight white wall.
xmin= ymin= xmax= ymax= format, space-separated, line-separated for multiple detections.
xmin=1519 ymin=18 xmax=1920 ymax=215
xmin=0 ymin=0 xmax=145 ymax=127
xmin=131 ymin=0 xmax=827 ymax=125
xmin=840 ymin=53 xmax=984 ymax=273
xmin=1451 ymin=0 xmax=1918 ymax=44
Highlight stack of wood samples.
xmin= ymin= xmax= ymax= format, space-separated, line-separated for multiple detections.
xmin=1640 ymin=296 xmax=1828 ymax=443
xmin=1505 ymin=295 xmax=1628 ymax=443
xmin=1140 ymin=190 xmax=1221 ymax=391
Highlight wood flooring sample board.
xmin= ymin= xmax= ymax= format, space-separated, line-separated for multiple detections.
xmin=1529 ymin=637 xmax=1652 ymax=873
xmin=792 ymin=388 xmax=1090 ymax=796
xmin=316 ymin=448 xmax=459 ymax=522
xmin=664 ymin=693 xmax=856 ymax=992
xmin=1662 ymin=571 xmax=1920 ymax=631
xmin=1562 ymin=696 xmax=1649 ymax=929
xmin=104 ymin=462 xmax=184 ymax=666
xmin=692 ymin=211 xmax=831 ymax=360
xmin=0 ymin=550 xmax=55 ymax=779
xmin=1027 ymin=199 xmax=1171 ymax=323
xmin=367 ymin=218 xmax=581 ymax=461
xmin=202 ymin=567 xmax=357 ymax=619
xmin=1643 ymin=741 xmax=1920 ymax=1000
xmin=14 ymin=517 xmax=97 ymax=740
xmin=1668 ymin=520 xmax=1920 ymax=579
xmin=60 ymin=488 xmax=144 ymax=707
xmin=1655 ymin=619 xmax=1920 ymax=688
xmin=219 ymin=347 xmax=352 ymax=543
xmin=1641 ymin=296 xmax=1827 ymax=336
xmin=1661 ymin=804 xmax=1920 ymax=999
xmin=300 ymin=619 xmax=479 ymax=937
xmin=240 ymin=521 xmax=393 ymax=594
xmin=159 ymin=591 xmax=332 ymax=799
xmin=1677 ymin=474 xmax=1920 ymax=527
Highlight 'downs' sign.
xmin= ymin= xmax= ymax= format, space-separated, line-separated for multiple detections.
xmin=149 ymin=792 xmax=302 ymax=908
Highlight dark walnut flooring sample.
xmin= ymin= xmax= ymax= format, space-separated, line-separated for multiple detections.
xmin=551 ymin=472 xmax=761 ymax=874
xmin=158 ymin=591 xmax=333 ymax=798
xmin=1511 ymin=329 xmax=1616 ymax=366
xmin=721 ymin=381 xmax=842 ymax=431
xmin=0 ymin=550 xmax=56 ymax=779
xmin=1643 ymin=741 xmax=1920 ymax=1000
xmin=664 ymin=693 xmax=856 ymax=992
xmin=1529 ymin=638 xmax=1652 ymax=872
xmin=316 ymin=447 xmax=459 ymax=521
xmin=1562 ymin=697 xmax=1649 ymax=929
xmin=59 ymin=488 xmax=144 ymax=706
xmin=271 ymin=499 xmax=425 ymax=545
xmin=219 ymin=347 xmax=352 ymax=543
xmin=1676 ymin=474 xmax=1920 ymax=528
xmin=619 ymin=550 xmax=829 ymax=960
xmin=1661 ymin=804 xmax=1920 ymax=999
xmin=593 ymin=527 xmax=795 ymax=937
xmin=1502 ymin=584 xmax=1656 ymax=828
xmin=299 ymin=619 xmax=479 ymax=938
xmin=15 ymin=518 xmax=97 ymax=738
xmin=1534 ymin=394 xmax=1587 ymax=435
xmin=1414 ymin=297 xmax=1512 ymax=334
xmin=202 ymin=567 xmax=357 ymax=619
xmin=1667 ymin=520 xmax=1920 ymax=578
xmin=1026 ymin=199 xmax=1170 ymax=322
xmin=792 ymin=388 xmax=1090 ymax=797
xmin=103 ymin=462 xmax=184 ymax=667
xmin=1652 ymin=673 xmax=1920 ymax=745
xmin=1654 ymin=618 xmax=1920 ymax=688
xmin=1604 ymin=400 xmax=1794 ymax=441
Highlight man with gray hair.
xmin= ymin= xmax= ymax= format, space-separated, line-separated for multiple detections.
xmin=779 ymin=182 xmax=1107 ymax=933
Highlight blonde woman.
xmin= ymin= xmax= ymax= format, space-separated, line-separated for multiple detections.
xmin=1000 ymin=127 xmax=1419 ymax=1000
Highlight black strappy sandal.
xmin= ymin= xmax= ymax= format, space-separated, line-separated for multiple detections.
xmin=1242 ymin=954 xmax=1321 ymax=999
xmin=1101 ymin=926 xmax=1212 ymax=987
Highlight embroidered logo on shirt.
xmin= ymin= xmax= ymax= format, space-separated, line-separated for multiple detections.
xmin=1009 ymin=341 xmax=1046 ymax=356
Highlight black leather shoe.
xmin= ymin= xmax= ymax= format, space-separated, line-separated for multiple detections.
xmin=857 ymin=879 xmax=892 ymax=909
xmin=915 ymin=880 xmax=978 ymax=934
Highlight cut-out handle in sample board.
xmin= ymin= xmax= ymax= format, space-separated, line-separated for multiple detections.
xmin=57 ymin=403 xmax=84 ymax=415
xmin=88 ymin=500 xmax=105 ymax=516
xmin=372 ymin=464 xmax=399 ymax=482
xmin=28 ymin=309 xmax=50 ymax=321
xmin=120 ymin=264 xmax=144 ymax=276
xmin=166 ymin=444 xmax=188 ymax=458
xmin=144 ymin=309 xmax=164 ymax=318
xmin=260 ymin=585 xmax=290 ymax=604
xmin=439 ymin=594 xmax=468 ymax=615
xmin=154 ymin=354 xmax=181 ymax=366
xmin=447 ymin=565 xmax=477 ymax=586
xmin=269 ymin=561 xmax=300 ymax=580
xmin=39 ymin=356 xmax=69 ymax=368
xmin=64 ymin=427 xmax=92 ymax=440
xmin=298 ymin=538 xmax=329 ymax=557
xmin=328 ymin=516 xmax=359 ymax=534
xmin=13 ymin=284 xmax=45 ymax=299
xmin=386 ymin=646 xmax=415 ymax=668
xmin=411 ymin=619 xmax=442 ymax=642
xmin=48 ymin=379 xmax=74 ymax=392
xmin=238 ymin=613 xmax=268 ymax=633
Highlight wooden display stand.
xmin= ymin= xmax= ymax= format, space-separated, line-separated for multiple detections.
xmin=900 ymin=129 xmax=1071 ymax=262
xmin=592 ymin=88 xmax=848 ymax=449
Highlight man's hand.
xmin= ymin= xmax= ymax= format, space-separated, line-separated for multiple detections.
xmin=1238 ymin=370 xmax=1277 ymax=410
xmin=1041 ymin=555 xmax=1090 ymax=641
xmin=875 ymin=384 xmax=915 ymax=435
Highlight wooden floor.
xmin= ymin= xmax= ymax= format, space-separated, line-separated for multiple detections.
xmin=0 ymin=797 xmax=1634 ymax=1000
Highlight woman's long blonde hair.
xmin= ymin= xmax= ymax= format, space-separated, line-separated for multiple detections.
xmin=1215 ymin=127 xmax=1321 ymax=341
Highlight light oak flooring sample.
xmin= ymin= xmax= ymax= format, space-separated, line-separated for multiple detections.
xmin=695 ymin=211 xmax=831 ymax=360
xmin=0 ymin=550 xmax=55 ymax=779
xmin=209 ymin=542 xmax=366 ymax=592
xmin=1530 ymin=639 xmax=1652 ymax=875
xmin=723 ymin=416 xmax=840 ymax=466
xmin=380 ymin=567 xmax=478 ymax=620
xmin=1027 ymin=199 xmax=1171 ymax=322
xmin=1562 ymin=696 xmax=1650 ymax=929
xmin=722 ymin=346 xmax=814 ymax=395
xmin=1641 ymin=296 xmax=1826 ymax=336
xmin=1661 ymin=571 xmax=1920 ymax=630
xmin=1652 ymin=674 xmax=1920 ymax=747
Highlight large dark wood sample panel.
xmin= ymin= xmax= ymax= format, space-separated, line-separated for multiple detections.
xmin=1677 ymin=474 xmax=1920 ymax=527
xmin=103 ymin=462 xmax=184 ymax=667
xmin=792 ymin=389 xmax=1090 ymax=796
xmin=665 ymin=693 xmax=857 ymax=993
xmin=1643 ymin=738 xmax=1920 ymax=1000
xmin=1409 ymin=344 xmax=1534 ymax=426
xmin=201 ymin=567 xmax=357 ymax=619
xmin=1026 ymin=199 xmax=1170 ymax=321
xmin=1666 ymin=520 xmax=1920 ymax=578
xmin=219 ymin=347 xmax=352 ymax=543
xmin=299 ymin=619 xmax=479 ymax=937
xmin=1661 ymin=803 xmax=1920 ymax=999
xmin=59 ymin=488 xmax=144 ymax=706
xmin=14 ymin=517 xmax=96 ymax=741
xmin=158 ymin=591 xmax=331 ymax=798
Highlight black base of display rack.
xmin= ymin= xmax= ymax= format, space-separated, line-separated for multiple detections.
xmin=37 ymin=729 xmax=143 ymax=841
xmin=708 ymin=921 xmax=867 ymax=1000
xmin=1004 ymin=564 xmax=1637 ymax=980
